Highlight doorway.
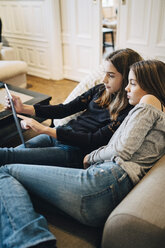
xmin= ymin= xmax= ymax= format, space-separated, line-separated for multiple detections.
xmin=101 ymin=0 xmax=118 ymax=58
xmin=59 ymin=0 xmax=102 ymax=82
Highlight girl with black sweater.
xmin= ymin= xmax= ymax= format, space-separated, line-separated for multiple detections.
xmin=2 ymin=48 xmax=143 ymax=167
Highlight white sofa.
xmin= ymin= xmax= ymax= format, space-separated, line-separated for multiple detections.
xmin=50 ymin=66 xmax=165 ymax=248
xmin=0 ymin=45 xmax=27 ymax=88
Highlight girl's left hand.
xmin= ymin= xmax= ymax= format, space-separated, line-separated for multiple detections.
xmin=83 ymin=154 xmax=91 ymax=169
xmin=17 ymin=114 xmax=47 ymax=134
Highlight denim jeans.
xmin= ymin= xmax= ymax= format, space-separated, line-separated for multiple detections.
xmin=0 ymin=134 xmax=85 ymax=168
xmin=0 ymin=167 xmax=56 ymax=248
xmin=1 ymin=161 xmax=133 ymax=245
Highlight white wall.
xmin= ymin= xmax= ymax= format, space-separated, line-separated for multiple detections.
xmin=0 ymin=0 xmax=101 ymax=82
xmin=1 ymin=0 xmax=164 ymax=81
xmin=0 ymin=0 xmax=63 ymax=79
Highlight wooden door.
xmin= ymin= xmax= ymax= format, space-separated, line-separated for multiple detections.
xmin=60 ymin=0 xmax=102 ymax=81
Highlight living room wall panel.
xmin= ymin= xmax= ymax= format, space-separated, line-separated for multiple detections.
xmin=0 ymin=0 xmax=63 ymax=80
xmin=126 ymin=0 xmax=151 ymax=46
xmin=117 ymin=0 xmax=165 ymax=62
xmin=152 ymin=0 xmax=165 ymax=62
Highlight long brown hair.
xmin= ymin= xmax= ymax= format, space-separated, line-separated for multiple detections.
xmin=130 ymin=60 xmax=165 ymax=106
xmin=96 ymin=48 xmax=143 ymax=120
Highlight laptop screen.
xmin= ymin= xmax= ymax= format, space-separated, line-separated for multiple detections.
xmin=4 ymin=84 xmax=26 ymax=148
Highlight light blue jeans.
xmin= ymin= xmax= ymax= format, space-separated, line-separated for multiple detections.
xmin=0 ymin=134 xmax=85 ymax=167
xmin=0 ymin=161 xmax=133 ymax=247
xmin=0 ymin=167 xmax=56 ymax=248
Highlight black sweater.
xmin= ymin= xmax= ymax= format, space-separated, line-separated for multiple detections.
xmin=34 ymin=84 xmax=132 ymax=152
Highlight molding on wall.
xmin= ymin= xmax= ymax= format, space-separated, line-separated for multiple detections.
xmin=0 ymin=0 xmax=63 ymax=79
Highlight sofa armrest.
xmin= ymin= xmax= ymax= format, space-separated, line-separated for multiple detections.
xmin=102 ymin=155 xmax=165 ymax=248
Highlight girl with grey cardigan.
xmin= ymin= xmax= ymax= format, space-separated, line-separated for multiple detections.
xmin=0 ymin=60 xmax=165 ymax=248
xmin=84 ymin=60 xmax=165 ymax=185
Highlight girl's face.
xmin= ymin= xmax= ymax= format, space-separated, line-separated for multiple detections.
xmin=125 ymin=69 xmax=148 ymax=105
xmin=103 ymin=61 xmax=123 ymax=94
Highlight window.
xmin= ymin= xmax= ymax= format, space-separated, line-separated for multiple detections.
xmin=102 ymin=0 xmax=114 ymax=7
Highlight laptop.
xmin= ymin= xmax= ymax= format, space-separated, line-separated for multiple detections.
xmin=4 ymin=84 xmax=26 ymax=148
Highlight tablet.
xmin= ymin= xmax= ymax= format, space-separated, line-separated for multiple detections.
xmin=4 ymin=84 xmax=26 ymax=148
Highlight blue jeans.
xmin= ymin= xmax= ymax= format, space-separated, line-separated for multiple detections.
xmin=0 ymin=167 xmax=56 ymax=248
xmin=0 ymin=161 xmax=133 ymax=247
xmin=0 ymin=134 xmax=85 ymax=167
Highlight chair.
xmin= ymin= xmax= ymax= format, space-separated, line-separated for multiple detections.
xmin=102 ymin=27 xmax=115 ymax=52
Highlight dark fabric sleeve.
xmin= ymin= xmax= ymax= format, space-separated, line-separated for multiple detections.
xmin=56 ymin=105 xmax=132 ymax=151
xmin=33 ymin=84 xmax=103 ymax=119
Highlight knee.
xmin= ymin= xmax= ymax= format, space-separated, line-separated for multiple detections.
xmin=0 ymin=164 xmax=11 ymax=174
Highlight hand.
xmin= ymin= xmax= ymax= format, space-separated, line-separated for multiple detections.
xmin=17 ymin=114 xmax=47 ymax=134
xmin=83 ymin=154 xmax=91 ymax=169
xmin=5 ymin=94 xmax=24 ymax=113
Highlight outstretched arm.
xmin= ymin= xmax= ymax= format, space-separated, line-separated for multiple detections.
xmin=6 ymin=84 xmax=102 ymax=119
xmin=33 ymin=84 xmax=103 ymax=119
xmin=18 ymin=114 xmax=57 ymax=138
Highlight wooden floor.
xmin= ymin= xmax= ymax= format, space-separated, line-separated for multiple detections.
xmin=27 ymin=75 xmax=78 ymax=105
